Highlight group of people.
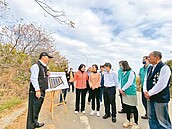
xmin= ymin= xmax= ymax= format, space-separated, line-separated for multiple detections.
xmin=27 ymin=51 xmax=172 ymax=129
xmin=70 ymin=61 xmax=139 ymax=128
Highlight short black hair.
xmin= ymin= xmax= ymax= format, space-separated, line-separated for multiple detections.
xmin=104 ymin=62 xmax=112 ymax=69
xmin=121 ymin=61 xmax=131 ymax=71
xmin=100 ymin=65 xmax=104 ymax=68
xmin=152 ymin=51 xmax=162 ymax=59
xmin=143 ymin=56 xmax=149 ymax=59
xmin=92 ymin=64 xmax=98 ymax=71
xmin=78 ymin=64 xmax=86 ymax=71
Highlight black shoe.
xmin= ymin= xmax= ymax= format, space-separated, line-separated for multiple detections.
xmin=59 ymin=101 xmax=67 ymax=104
xmin=141 ymin=115 xmax=148 ymax=119
xmin=102 ymin=114 xmax=110 ymax=119
xmin=112 ymin=117 xmax=116 ymax=123
xmin=118 ymin=109 xmax=125 ymax=113
xmin=34 ymin=123 xmax=44 ymax=128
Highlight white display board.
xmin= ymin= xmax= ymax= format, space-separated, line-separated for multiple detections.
xmin=46 ymin=72 xmax=69 ymax=92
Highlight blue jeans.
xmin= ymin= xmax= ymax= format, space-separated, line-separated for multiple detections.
xmin=60 ymin=89 xmax=68 ymax=102
xmin=147 ymin=100 xmax=172 ymax=129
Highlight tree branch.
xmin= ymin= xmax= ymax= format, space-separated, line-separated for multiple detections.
xmin=35 ymin=0 xmax=75 ymax=28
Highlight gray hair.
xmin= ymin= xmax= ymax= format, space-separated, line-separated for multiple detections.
xmin=152 ymin=51 xmax=162 ymax=59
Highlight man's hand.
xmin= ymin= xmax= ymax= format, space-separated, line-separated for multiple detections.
xmin=36 ymin=91 xmax=41 ymax=99
xmin=47 ymin=71 xmax=50 ymax=76
xmin=144 ymin=91 xmax=150 ymax=99
xmin=119 ymin=89 xmax=125 ymax=96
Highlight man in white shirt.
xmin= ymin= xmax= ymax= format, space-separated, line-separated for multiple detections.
xmin=143 ymin=51 xmax=172 ymax=129
xmin=27 ymin=52 xmax=53 ymax=129
xmin=102 ymin=62 xmax=118 ymax=123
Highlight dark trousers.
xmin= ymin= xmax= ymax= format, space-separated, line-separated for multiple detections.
xmin=141 ymin=88 xmax=147 ymax=115
xmin=103 ymin=87 xmax=116 ymax=117
xmin=123 ymin=104 xmax=138 ymax=124
xmin=91 ymin=88 xmax=100 ymax=111
xmin=87 ymin=85 xmax=91 ymax=103
xmin=88 ymin=87 xmax=92 ymax=102
xmin=99 ymin=87 xmax=104 ymax=102
xmin=60 ymin=89 xmax=68 ymax=102
xmin=119 ymin=93 xmax=124 ymax=110
xmin=75 ymin=88 xmax=87 ymax=112
xmin=26 ymin=89 xmax=45 ymax=129
xmin=68 ymin=82 xmax=74 ymax=92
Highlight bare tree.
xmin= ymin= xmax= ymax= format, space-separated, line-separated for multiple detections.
xmin=0 ymin=23 xmax=70 ymax=68
xmin=0 ymin=23 xmax=55 ymax=56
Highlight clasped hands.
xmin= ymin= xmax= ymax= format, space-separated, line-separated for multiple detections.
xmin=144 ymin=91 xmax=150 ymax=99
xmin=119 ymin=89 xmax=125 ymax=96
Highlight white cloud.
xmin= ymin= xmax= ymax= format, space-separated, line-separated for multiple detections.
xmin=4 ymin=0 xmax=172 ymax=72
xmin=53 ymin=33 xmax=88 ymax=48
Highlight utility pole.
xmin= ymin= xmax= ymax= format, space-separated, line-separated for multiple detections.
xmin=81 ymin=54 xmax=88 ymax=67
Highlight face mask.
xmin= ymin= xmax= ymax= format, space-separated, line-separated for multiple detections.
xmin=142 ymin=61 xmax=146 ymax=64
xmin=120 ymin=66 xmax=123 ymax=70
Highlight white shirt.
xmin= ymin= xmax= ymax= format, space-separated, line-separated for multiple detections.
xmin=30 ymin=60 xmax=47 ymax=91
xmin=104 ymin=70 xmax=118 ymax=88
xmin=143 ymin=65 xmax=171 ymax=96
xmin=151 ymin=64 xmax=156 ymax=73
xmin=118 ymin=71 xmax=135 ymax=91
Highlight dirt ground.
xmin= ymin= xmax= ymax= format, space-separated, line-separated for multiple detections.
xmin=5 ymin=111 xmax=27 ymax=129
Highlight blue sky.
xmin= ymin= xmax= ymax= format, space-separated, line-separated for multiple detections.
xmin=5 ymin=0 xmax=172 ymax=73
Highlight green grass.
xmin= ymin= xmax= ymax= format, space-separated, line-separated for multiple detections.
xmin=0 ymin=97 xmax=22 ymax=113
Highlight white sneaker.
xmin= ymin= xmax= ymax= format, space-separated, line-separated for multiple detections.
xmin=82 ymin=110 xmax=85 ymax=114
xmin=131 ymin=123 xmax=140 ymax=129
xmin=75 ymin=111 xmax=79 ymax=114
xmin=123 ymin=121 xmax=133 ymax=128
xmin=90 ymin=110 xmax=95 ymax=116
xmin=97 ymin=111 xmax=100 ymax=117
